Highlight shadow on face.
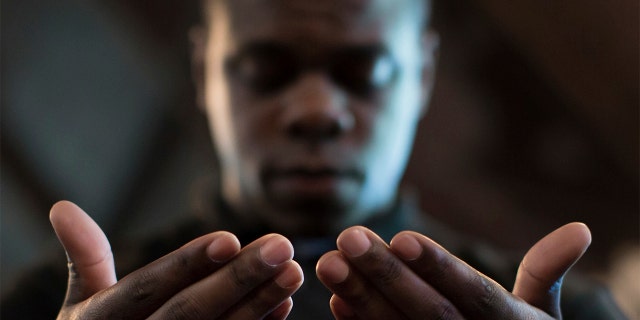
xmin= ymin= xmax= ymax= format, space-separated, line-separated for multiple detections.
xmin=194 ymin=0 xmax=436 ymax=235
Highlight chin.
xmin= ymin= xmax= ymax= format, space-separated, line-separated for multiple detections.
xmin=264 ymin=196 xmax=356 ymax=237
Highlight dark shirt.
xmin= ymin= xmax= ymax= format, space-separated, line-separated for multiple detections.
xmin=1 ymin=192 xmax=627 ymax=319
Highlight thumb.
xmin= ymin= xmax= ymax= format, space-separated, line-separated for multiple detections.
xmin=513 ymin=222 xmax=591 ymax=318
xmin=50 ymin=200 xmax=117 ymax=305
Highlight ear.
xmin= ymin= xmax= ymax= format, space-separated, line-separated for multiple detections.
xmin=190 ymin=26 xmax=207 ymax=112
xmin=419 ymin=30 xmax=439 ymax=118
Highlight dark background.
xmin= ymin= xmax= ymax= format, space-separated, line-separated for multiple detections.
xmin=2 ymin=0 xmax=638 ymax=314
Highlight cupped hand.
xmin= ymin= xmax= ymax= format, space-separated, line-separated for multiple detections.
xmin=316 ymin=223 xmax=590 ymax=319
xmin=50 ymin=201 xmax=303 ymax=320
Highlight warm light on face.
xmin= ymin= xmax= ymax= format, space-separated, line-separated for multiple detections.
xmin=203 ymin=1 xmax=244 ymax=202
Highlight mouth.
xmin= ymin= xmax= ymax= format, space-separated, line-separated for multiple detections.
xmin=263 ymin=166 xmax=363 ymax=197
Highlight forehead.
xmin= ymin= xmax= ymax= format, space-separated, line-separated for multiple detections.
xmin=219 ymin=0 xmax=422 ymax=47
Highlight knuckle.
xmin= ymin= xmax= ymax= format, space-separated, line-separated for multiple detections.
xmin=370 ymin=255 xmax=402 ymax=285
xmin=231 ymin=284 xmax=289 ymax=319
xmin=430 ymin=249 xmax=453 ymax=280
xmin=349 ymin=290 xmax=373 ymax=309
xmin=229 ymin=259 xmax=262 ymax=289
xmin=435 ymin=301 xmax=458 ymax=320
xmin=128 ymin=270 xmax=157 ymax=302
xmin=74 ymin=297 xmax=116 ymax=320
xmin=475 ymin=275 xmax=501 ymax=312
xmin=164 ymin=293 xmax=206 ymax=320
xmin=246 ymin=298 xmax=269 ymax=319
xmin=341 ymin=281 xmax=373 ymax=308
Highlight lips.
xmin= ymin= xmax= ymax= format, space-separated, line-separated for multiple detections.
xmin=262 ymin=165 xmax=363 ymax=196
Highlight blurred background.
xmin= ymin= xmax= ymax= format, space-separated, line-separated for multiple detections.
xmin=2 ymin=0 xmax=638 ymax=317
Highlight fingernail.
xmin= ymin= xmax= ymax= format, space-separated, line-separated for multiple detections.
xmin=392 ymin=234 xmax=422 ymax=261
xmin=207 ymin=235 xmax=239 ymax=263
xmin=260 ymin=236 xmax=293 ymax=266
xmin=339 ymin=229 xmax=371 ymax=257
xmin=323 ymin=255 xmax=349 ymax=283
xmin=275 ymin=264 xmax=303 ymax=288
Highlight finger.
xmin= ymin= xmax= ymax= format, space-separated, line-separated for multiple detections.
xmin=49 ymin=200 xmax=117 ymax=305
xmin=316 ymin=250 xmax=405 ymax=320
xmin=330 ymin=295 xmax=358 ymax=320
xmin=390 ymin=231 xmax=552 ymax=319
xmin=513 ymin=222 xmax=591 ymax=318
xmin=222 ymin=261 xmax=303 ymax=320
xmin=332 ymin=227 xmax=464 ymax=320
xmin=148 ymin=234 xmax=295 ymax=319
xmin=264 ymin=297 xmax=294 ymax=320
xmin=81 ymin=230 xmax=241 ymax=319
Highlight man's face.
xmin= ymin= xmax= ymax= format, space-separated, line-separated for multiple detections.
xmin=200 ymin=0 xmax=435 ymax=235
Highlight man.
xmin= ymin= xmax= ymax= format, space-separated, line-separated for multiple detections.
xmin=2 ymin=0 xmax=625 ymax=319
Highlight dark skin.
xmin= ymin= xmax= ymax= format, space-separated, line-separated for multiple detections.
xmin=51 ymin=201 xmax=302 ymax=319
xmin=50 ymin=0 xmax=591 ymax=318
xmin=197 ymin=0 xmax=436 ymax=237
xmin=316 ymin=225 xmax=590 ymax=319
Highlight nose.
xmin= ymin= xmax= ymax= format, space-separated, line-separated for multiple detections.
xmin=281 ymin=73 xmax=354 ymax=144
